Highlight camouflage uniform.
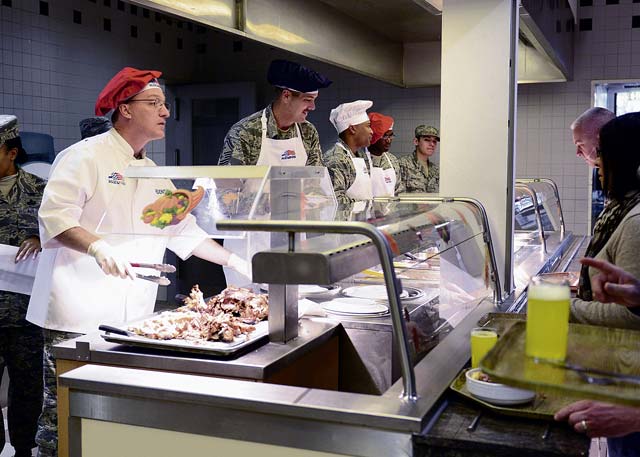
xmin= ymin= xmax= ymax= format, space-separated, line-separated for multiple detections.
xmin=0 ymin=167 xmax=46 ymax=454
xmin=323 ymin=139 xmax=372 ymax=205
xmin=217 ymin=104 xmax=323 ymax=166
xmin=36 ymin=329 xmax=80 ymax=457
xmin=398 ymin=151 xmax=440 ymax=193
xmin=370 ymin=151 xmax=406 ymax=195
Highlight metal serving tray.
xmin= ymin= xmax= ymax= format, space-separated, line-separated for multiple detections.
xmin=100 ymin=320 xmax=269 ymax=356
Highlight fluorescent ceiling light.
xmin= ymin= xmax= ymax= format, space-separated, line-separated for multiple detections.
xmin=246 ymin=21 xmax=309 ymax=45
xmin=148 ymin=0 xmax=232 ymax=18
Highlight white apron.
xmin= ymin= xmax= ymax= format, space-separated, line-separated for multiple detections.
xmin=224 ymin=109 xmax=309 ymax=287
xmin=256 ymin=109 xmax=307 ymax=166
xmin=370 ymin=152 xmax=396 ymax=197
xmin=338 ymin=143 xmax=373 ymax=201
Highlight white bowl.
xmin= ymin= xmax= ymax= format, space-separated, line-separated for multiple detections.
xmin=465 ymin=368 xmax=536 ymax=405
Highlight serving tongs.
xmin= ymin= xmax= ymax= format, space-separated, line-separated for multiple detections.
xmin=536 ymin=358 xmax=640 ymax=386
xmin=135 ymin=273 xmax=171 ymax=286
xmin=130 ymin=262 xmax=176 ymax=273
xmin=131 ymin=262 xmax=175 ymax=286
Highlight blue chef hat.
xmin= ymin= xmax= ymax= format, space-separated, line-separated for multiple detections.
xmin=79 ymin=116 xmax=113 ymax=139
xmin=267 ymin=59 xmax=332 ymax=94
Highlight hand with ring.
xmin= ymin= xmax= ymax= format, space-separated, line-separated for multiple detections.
xmin=554 ymin=400 xmax=640 ymax=438
xmin=579 ymin=419 xmax=589 ymax=433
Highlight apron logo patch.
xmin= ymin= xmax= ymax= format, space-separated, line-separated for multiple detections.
xmin=384 ymin=176 xmax=392 ymax=183
xmin=107 ymin=172 xmax=125 ymax=185
xmin=281 ymin=149 xmax=297 ymax=160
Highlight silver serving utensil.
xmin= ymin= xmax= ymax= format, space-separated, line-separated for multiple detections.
xmin=536 ymin=358 xmax=640 ymax=386
xmin=136 ymin=273 xmax=171 ymax=286
xmin=131 ymin=262 xmax=176 ymax=273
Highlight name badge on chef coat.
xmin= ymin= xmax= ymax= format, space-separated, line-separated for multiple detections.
xmin=280 ymin=149 xmax=297 ymax=161
xmin=107 ymin=172 xmax=126 ymax=185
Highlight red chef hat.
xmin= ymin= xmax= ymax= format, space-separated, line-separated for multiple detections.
xmin=95 ymin=67 xmax=163 ymax=116
xmin=368 ymin=112 xmax=394 ymax=145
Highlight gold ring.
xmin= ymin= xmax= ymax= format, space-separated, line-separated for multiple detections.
xmin=580 ymin=419 xmax=588 ymax=432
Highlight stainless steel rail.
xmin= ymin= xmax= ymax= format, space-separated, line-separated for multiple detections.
xmin=393 ymin=195 xmax=507 ymax=304
xmin=514 ymin=184 xmax=548 ymax=253
xmin=516 ymin=177 xmax=566 ymax=237
xmin=216 ymin=219 xmax=418 ymax=401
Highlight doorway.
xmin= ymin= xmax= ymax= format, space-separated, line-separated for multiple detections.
xmin=164 ymin=82 xmax=256 ymax=301
xmin=590 ymin=80 xmax=640 ymax=231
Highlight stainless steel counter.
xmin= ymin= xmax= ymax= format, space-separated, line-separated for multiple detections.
xmin=54 ymin=318 xmax=340 ymax=380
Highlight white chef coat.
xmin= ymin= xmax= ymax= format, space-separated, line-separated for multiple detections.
xmin=256 ymin=109 xmax=307 ymax=166
xmin=368 ymin=151 xmax=397 ymax=197
xmin=27 ymin=129 xmax=208 ymax=334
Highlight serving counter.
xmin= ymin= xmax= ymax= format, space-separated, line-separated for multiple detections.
xmin=55 ymin=167 xmax=589 ymax=456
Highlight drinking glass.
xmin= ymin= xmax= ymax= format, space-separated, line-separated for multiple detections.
xmin=471 ymin=327 xmax=498 ymax=368
xmin=525 ymin=275 xmax=571 ymax=361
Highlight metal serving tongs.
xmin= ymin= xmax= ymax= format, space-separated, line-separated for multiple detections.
xmin=131 ymin=262 xmax=175 ymax=286
xmin=536 ymin=358 xmax=640 ymax=386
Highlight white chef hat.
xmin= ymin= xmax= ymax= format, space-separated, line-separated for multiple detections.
xmin=329 ymin=100 xmax=373 ymax=134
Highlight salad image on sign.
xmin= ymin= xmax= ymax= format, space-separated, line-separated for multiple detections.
xmin=141 ymin=186 xmax=205 ymax=229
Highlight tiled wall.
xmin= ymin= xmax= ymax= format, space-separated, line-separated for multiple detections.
xmin=2 ymin=0 xmax=639 ymax=235
xmin=516 ymin=0 xmax=640 ymax=235
xmin=0 ymin=0 xmax=215 ymax=163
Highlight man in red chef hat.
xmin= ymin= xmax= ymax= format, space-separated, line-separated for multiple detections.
xmin=27 ymin=67 xmax=250 ymax=457
xmin=366 ymin=112 xmax=404 ymax=197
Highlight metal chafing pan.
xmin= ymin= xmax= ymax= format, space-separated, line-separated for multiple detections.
xmin=99 ymin=318 xmax=269 ymax=356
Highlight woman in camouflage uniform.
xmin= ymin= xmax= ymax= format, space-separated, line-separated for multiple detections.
xmin=0 ymin=115 xmax=46 ymax=457
xmin=398 ymin=125 xmax=440 ymax=193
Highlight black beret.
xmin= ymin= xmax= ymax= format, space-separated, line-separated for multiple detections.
xmin=79 ymin=116 xmax=113 ymax=139
xmin=267 ymin=59 xmax=332 ymax=93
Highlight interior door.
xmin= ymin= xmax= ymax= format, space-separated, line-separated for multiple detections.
xmin=164 ymin=82 xmax=256 ymax=302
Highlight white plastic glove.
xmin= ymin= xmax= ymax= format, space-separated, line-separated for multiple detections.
xmin=227 ymin=253 xmax=252 ymax=281
xmin=87 ymin=239 xmax=135 ymax=280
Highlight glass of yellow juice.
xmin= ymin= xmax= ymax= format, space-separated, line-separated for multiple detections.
xmin=470 ymin=327 xmax=498 ymax=368
xmin=526 ymin=276 xmax=571 ymax=361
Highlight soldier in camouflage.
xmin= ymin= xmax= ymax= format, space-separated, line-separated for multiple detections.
xmin=0 ymin=115 xmax=46 ymax=457
xmin=398 ymin=125 xmax=440 ymax=193
xmin=218 ymin=59 xmax=331 ymax=166
xmin=324 ymin=100 xmax=374 ymax=205
xmin=367 ymin=112 xmax=405 ymax=196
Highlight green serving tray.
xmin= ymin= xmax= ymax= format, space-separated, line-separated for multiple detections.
xmin=477 ymin=312 xmax=526 ymax=336
xmin=481 ymin=321 xmax=640 ymax=407
xmin=450 ymin=369 xmax=575 ymax=420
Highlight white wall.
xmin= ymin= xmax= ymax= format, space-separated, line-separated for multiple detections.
xmin=2 ymin=0 xmax=639 ymax=236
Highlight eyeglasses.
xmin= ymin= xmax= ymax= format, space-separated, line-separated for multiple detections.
xmin=127 ymin=98 xmax=171 ymax=111
xmin=382 ymin=133 xmax=395 ymax=140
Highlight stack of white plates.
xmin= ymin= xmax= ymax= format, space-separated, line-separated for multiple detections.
xmin=259 ymin=284 xmax=341 ymax=299
xmin=322 ymin=297 xmax=389 ymax=318
xmin=299 ymin=284 xmax=341 ymax=298
xmin=341 ymin=285 xmax=425 ymax=302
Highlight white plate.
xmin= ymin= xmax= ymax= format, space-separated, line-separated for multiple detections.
xmin=465 ymin=368 xmax=536 ymax=406
xmin=342 ymin=285 xmax=409 ymax=301
xmin=259 ymin=284 xmax=341 ymax=298
xmin=322 ymin=297 xmax=389 ymax=315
